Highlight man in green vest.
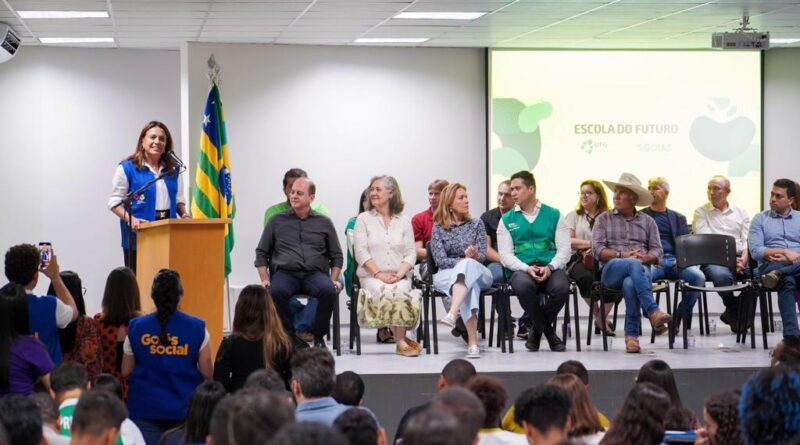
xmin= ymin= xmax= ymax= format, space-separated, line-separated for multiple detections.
xmin=497 ymin=171 xmax=571 ymax=352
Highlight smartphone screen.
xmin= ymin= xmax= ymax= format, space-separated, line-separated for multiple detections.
xmin=38 ymin=242 xmax=52 ymax=269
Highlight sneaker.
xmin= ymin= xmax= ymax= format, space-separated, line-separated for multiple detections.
xmin=439 ymin=313 xmax=457 ymax=328
xmin=762 ymin=271 xmax=781 ymax=290
xmin=625 ymin=336 xmax=641 ymax=353
xmin=466 ymin=345 xmax=481 ymax=359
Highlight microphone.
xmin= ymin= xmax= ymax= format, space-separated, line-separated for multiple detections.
xmin=166 ymin=151 xmax=185 ymax=173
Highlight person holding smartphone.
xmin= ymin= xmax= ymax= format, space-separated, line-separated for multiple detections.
xmin=3 ymin=243 xmax=78 ymax=363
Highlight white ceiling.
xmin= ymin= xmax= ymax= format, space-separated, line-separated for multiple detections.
xmin=1 ymin=0 xmax=799 ymax=49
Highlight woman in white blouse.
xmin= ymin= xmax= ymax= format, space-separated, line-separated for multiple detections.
xmin=354 ymin=175 xmax=421 ymax=357
xmin=563 ymin=180 xmax=613 ymax=335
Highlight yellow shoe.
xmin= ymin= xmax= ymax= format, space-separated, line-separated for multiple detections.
xmin=396 ymin=343 xmax=420 ymax=357
xmin=406 ymin=338 xmax=423 ymax=353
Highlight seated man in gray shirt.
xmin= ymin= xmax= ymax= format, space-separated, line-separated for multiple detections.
xmin=255 ymin=178 xmax=344 ymax=347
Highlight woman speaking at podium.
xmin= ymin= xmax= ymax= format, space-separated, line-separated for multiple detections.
xmin=108 ymin=121 xmax=189 ymax=272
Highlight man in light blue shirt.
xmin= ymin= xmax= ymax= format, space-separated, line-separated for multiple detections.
xmin=749 ymin=179 xmax=800 ymax=339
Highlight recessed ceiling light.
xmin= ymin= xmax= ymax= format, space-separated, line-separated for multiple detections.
xmin=20 ymin=11 xmax=109 ymax=19
xmin=39 ymin=37 xmax=115 ymax=44
xmin=770 ymin=38 xmax=800 ymax=45
xmin=354 ymin=38 xmax=429 ymax=44
xmin=394 ymin=12 xmax=486 ymax=20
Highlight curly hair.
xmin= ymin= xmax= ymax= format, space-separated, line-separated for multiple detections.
xmin=4 ymin=244 xmax=41 ymax=286
xmin=740 ymin=366 xmax=800 ymax=445
xmin=704 ymin=391 xmax=742 ymax=445
xmin=599 ymin=383 xmax=671 ymax=445
xmin=151 ymin=269 xmax=183 ymax=346
xmin=466 ymin=375 xmax=507 ymax=428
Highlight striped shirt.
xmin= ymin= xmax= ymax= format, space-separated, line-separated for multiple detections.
xmin=591 ymin=209 xmax=663 ymax=267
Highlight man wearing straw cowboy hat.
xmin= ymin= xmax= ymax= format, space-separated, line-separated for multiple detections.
xmin=591 ymin=173 xmax=671 ymax=353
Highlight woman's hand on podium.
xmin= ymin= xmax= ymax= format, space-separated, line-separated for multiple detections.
xmin=128 ymin=216 xmax=144 ymax=232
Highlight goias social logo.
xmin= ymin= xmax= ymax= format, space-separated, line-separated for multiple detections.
xmin=140 ymin=334 xmax=190 ymax=356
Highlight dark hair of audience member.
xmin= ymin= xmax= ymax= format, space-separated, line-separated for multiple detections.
xmin=51 ymin=361 xmax=89 ymax=394
xmin=166 ymin=380 xmax=227 ymax=444
xmin=232 ymin=284 xmax=293 ymax=370
xmin=71 ymin=389 xmax=128 ymax=439
xmin=270 ymin=421 xmax=348 ymax=445
xmin=291 ymin=347 xmax=336 ymax=398
xmin=771 ymin=336 xmax=800 ymax=368
xmin=4 ymin=243 xmax=40 ymax=286
xmin=514 ymin=384 xmax=571 ymax=436
xmin=703 ymin=391 xmax=742 ymax=445
xmin=208 ymin=395 xmax=234 ymax=445
xmin=548 ymin=373 xmax=603 ymax=437
xmin=93 ymin=373 xmax=124 ymax=399
xmin=556 ymin=360 xmax=590 ymax=386
xmin=243 ymin=367 xmax=287 ymax=392
xmin=29 ymin=392 xmax=60 ymax=427
xmin=740 ymin=365 xmax=800 ymax=445
xmin=774 ymin=178 xmax=798 ymax=200
xmin=510 ymin=170 xmax=536 ymax=189
xmin=229 ymin=389 xmax=295 ymax=445
xmin=0 ymin=395 xmax=41 ymax=445
xmin=101 ymin=266 xmax=141 ymax=326
xmin=151 ymin=269 xmax=183 ymax=346
xmin=599 ymin=382 xmax=671 ymax=445
xmin=0 ymin=421 xmax=7 ymax=445
xmin=282 ymin=168 xmax=308 ymax=188
xmin=636 ymin=359 xmax=694 ymax=430
xmin=332 ymin=371 xmax=365 ymax=406
xmin=465 ymin=375 xmax=508 ymax=429
xmin=0 ymin=283 xmax=30 ymax=390
xmin=441 ymin=358 xmax=477 ymax=386
xmin=334 ymin=408 xmax=380 ymax=445
xmin=430 ymin=387 xmax=486 ymax=444
xmin=403 ymin=408 xmax=464 ymax=445
xmin=47 ymin=271 xmax=85 ymax=353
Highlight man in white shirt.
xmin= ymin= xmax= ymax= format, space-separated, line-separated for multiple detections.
xmin=692 ymin=175 xmax=751 ymax=332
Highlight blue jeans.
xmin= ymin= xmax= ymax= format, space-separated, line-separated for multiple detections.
xmin=760 ymin=261 xmax=800 ymax=336
xmin=288 ymin=275 xmax=343 ymax=333
xmin=601 ymin=258 xmax=658 ymax=337
xmin=651 ymin=254 xmax=705 ymax=319
xmin=487 ymin=262 xmax=505 ymax=285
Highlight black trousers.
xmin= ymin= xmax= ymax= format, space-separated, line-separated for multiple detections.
xmin=509 ymin=269 xmax=569 ymax=333
xmin=270 ymin=270 xmax=337 ymax=339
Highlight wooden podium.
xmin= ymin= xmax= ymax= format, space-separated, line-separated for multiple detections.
xmin=136 ymin=218 xmax=231 ymax=353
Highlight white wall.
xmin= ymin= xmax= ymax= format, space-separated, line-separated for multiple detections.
xmin=764 ymin=48 xmax=800 ymax=204
xmin=0 ymin=47 xmax=180 ymax=314
xmin=182 ymin=43 xmax=487 ymax=288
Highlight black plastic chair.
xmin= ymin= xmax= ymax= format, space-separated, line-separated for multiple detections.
xmin=423 ymin=245 xmax=513 ymax=354
xmin=587 ymin=259 xmax=622 ymax=351
xmin=674 ymin=234 xmax=764 ymax=349
xmin=348 ymin=276 xmax=362 ymax=355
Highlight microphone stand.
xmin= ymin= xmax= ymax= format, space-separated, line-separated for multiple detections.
xmin=113 ymin=163 xmax=186 ymax=270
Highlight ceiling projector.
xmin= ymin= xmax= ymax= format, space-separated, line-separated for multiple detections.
xmin=0 ymin=23 xmax=21 ymax=63
xmin=712 ymin=15 xmax=769 ymax=50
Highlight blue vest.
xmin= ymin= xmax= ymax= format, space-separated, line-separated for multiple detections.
xmin=127 ymin=311 xmax=205 ymax=420
xmin=28 ymin=294 xmax=62 ymax=364
xmin=119 ymin=160 xmax=179 ymax=249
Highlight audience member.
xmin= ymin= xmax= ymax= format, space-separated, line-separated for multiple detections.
xmin=91 ymin=373 xmax=146 ymax=445
xmin=547 ymin=374 xmax=604 ymax=444
xmin=29 ymin=392 xmax=70 ymax=445
xmin=431 ymin=183 xmax=493 ymax=358
xmin=692 ymin=175 xmax=751 ymax=332
xmin=739 ymin=365 xmax=800 ymax=445
xmin=749 ymin=178 xmax=800 ymax=340
xmin=430 ymin=387 xmax=486 ymax=445
xmin=354 ymin=175 xmax=422 ymax=357
xmin=291 ymin=347 xmax=351 ymax=426
xmin=206 ymin=396 xmax=234 ymax=445
xmin=334 ymin=408 xmax=387 ymax=445
xmin=271 ymin=422 xmax=349 ymax=445
xmin=94 ymin=266 xmax=142 ymax=400
xmin=513 ymin=384 xmax=571 ymax=445
xmin=255 ymin=177 xmax=344 ymax=347
xmin=564 ymin=180 xmax=614 ymax=335
xmin=498 ymin=171 xmax=570 ymax=352
xmin=636 ymin=359 xmax=695 ymax=430
xmin=48 ymin=270 xmax=102 ymax=379
xmin=0 ymin=282 xmax=54 ymax=396
xmin=50 ymin=361 xmax=89 ymax=437
xmin=465 ymin=375 xmax=527 ymax=445
xmin=243 ymin=368 xmax=288 ymax=393
xmin=4 ymin=243 xmax=78 ymax=363
xmin=642 ymin=177 xmax=705 ymax=333
xmin=122 ymin=269 xmax=213 ymax=444
xmin=70 ymin=390 xmax=128 ymax=445
xmin=214 ymin=284 xmax=293 ymax=392
xmin=592 ymin=173 xmax=669 ymax=353
xmin=263 ymin=168 xmax=331 ymax=342
xmin=333 ymin=370 xmax=365 ymax=406
xmin=0 ymin=394 xmax=43 ymax=445
xmin=402 ymin=409 xmax=464 ymax=445
xmin=599 ymin=383 xmax=671 ymax=445
xmin=694 ymin=391 xmax=742 ymax=445
xmin=771 ymin=335 xmax=800 ymax=367
xmin=226 ymin=389 xmax=295 ymax=445
xmin=159 ymin=380 xmax=226 ymax=445
xmin=395 ymin=358 xmax=477 ymax=443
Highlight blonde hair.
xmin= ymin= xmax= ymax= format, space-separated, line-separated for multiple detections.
xmin=648 ymin=177 xmax=670 ymax=193
xmin=434 ymin=183 xmax=471 ymax=229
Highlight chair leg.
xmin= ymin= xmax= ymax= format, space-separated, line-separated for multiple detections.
xmin=423 ymin=287 xmax=431 ymax=355
xmin=498 ymin=295 xmax=507 ymax=353
xmin=505 ymin=286 xmax=514 ymax=353
xmin=586 ymin=296 xmax=595 ymax=346
xmin=478 ymin=295 xmax=486 ymax=339
xmin=651 ymin=289 xmax=661 ymax=344
xmin=599 ymin=290 xmax=608 ymax=351
xmin=767 ymin=291 xmax=775 ymax=332
xmin=334 ymin=294 xmax=341 ymax=356
xmin=431 ymin=291 xmax=439 ymax=355
xmin=759 ymin=288 xmax=769 ymax=350
xmin=562 ymin=289 xmax=571 ymax=341
xmin=702 ymin=292 xmax=711 ymax=335
xmin=573 ymin=287 xmax=581 ymax=352
xmin=489 ymin=297 xmax=496 ymax=348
